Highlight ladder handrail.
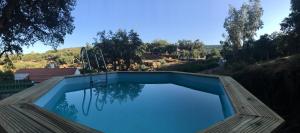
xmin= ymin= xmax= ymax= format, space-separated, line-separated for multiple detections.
xmin=80 ymin=47 xmax=92 ymax=70
xmin=80 ymin=46 xmax=108 ymax=84
xmin=94 ymin=54 xmax=100 ymax=69
xmin=97 ymin=48 xmax=108 ymax=83
xmin=99 ymin=48 xmax=108 ymax=71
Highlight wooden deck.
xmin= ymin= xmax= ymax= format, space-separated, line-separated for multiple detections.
xmin=200 ymin=76 xmax=284 ymax=133
xmin=0 ymin=72 xmax=284 ymax=133
xmin=0 ymin=76 xmax=101 ymax=133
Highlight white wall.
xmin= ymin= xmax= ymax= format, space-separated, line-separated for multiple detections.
xmin=14 ymin=73 xmax=29 ymax=80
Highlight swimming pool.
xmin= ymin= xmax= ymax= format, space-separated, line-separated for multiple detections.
xmin=35 ymin=72 xmax=235 ymax=133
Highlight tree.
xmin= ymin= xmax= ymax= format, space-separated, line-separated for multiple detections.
xmin=2 ymin=55 xmax=15 ymax=70
xmin=126 ymin=30 xmax=144 ymax=68
xmin=223 ymin=0 xmax=263 ymax=51
xmin=252 ymin=34 xmax=277 ymax=61
xmin=0 ymin=0 xmax=76 ymax=57
xmin=271 ymin=32 xmax=289 ymax=56
xmin=207 ymin=48 xmax=221 ymax=60
xmin=164 ymin=44 xmax=177 ymax=55
xmin=148 ymin=39 xmax=169 ymax=53
xmin=94 ymin=29 xmax=144 ymax=71
xmin=222 ymin=0 xmax=263 ymax=62
xmin=281 ymin=0 xmax=300 ymax=54
xmin=93 ymin=83 xmax=144 ymax=111
xmin=177 ymin=39 xmax=205 ymax=60
xmin=152 ymin=39 xmax=168 ymax=47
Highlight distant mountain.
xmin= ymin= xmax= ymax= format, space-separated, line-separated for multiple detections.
xmin=204 ymin=45 xmax=222 ymax=51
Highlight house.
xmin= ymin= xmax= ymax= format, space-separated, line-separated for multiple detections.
xmin=15 ymin=68 xmax=80 ymax=83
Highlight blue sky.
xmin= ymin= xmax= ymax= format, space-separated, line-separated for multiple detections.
xmin=23 ymin=0 xmax=291 ymax=53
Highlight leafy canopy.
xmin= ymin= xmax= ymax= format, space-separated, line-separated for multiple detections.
xmin=281 ymin=0 xmax=300 ymax=54
xmin=0 ymin=0 xmax=76 ymax=57
xmin=223 ymin=0 xmax=263 ymax=50
xmin=93 ymin=29 xmax=144 ymax=71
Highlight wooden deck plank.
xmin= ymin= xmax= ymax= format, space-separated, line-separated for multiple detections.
xmin=0 ymin=104 xmax=101 ymax=133
xmin=18 ymin=103 xmax=101 ymax=133
xmin=223 ymin=76 xmax=283 ymax=119
xmin=201 ymin=76 xmax=284 ymax=133
xmin=0 ymin=105 xmax=52 ymax=133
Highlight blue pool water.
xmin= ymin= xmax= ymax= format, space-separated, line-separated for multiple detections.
xmin=35 ymin=73 xmax=234 ymax=133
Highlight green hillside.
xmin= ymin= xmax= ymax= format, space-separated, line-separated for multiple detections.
xmin=0 ymin=47 xmax=81 ymax=71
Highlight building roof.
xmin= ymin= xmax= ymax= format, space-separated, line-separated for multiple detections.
xmin=15 ymin=68 xmax=78 ymax=83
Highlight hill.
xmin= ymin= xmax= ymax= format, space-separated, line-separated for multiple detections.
xmin=0 ymin=47 xmax=81 ymax=71
xmin=203 ymin=45 xmax=222 ymax=51
xmin=0 ymin=45 xmax=221 ymax=71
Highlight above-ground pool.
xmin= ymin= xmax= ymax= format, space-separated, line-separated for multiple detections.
xmin=35 ymin=72 xmax=235 ymax=133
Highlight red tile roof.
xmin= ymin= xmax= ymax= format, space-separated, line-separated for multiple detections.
xmin=16 ymin=68 xmax=78 ymax=83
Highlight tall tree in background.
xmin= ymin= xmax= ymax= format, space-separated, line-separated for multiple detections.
xmin=281 ymin=0 xmax=300 ymax=54
xmin=0 ymin=0 xmax=76 ymax=57
xmin=221 ymin=0 xmax=263 ymax=61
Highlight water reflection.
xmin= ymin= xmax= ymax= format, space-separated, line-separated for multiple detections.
xmin=81 ymin=82 xmax=145 ymax=115
xmin=54 ymin=95 xmax=78 ymax=121
xmin=46 ymin=83 xmax=229 ymax=133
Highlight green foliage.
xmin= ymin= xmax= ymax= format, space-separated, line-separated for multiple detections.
xmin=230 ymin=54 xmax=300 ymax=132
xmin=0 ymin=70 xmax=14 ymax=80
xmin=177 ymin=39 xmax=205 ymax=60
xmin=220 ymin=0 xmax=300 ymax=65
xmin=152 ymin=39 xmax=169 ymax=47
xmin=164 ymin=45 xmax=177 ymax=55
xmin=223 ymin=0 xmax=263 ymax=50
xmin=54 ymin=95 xmax=78 ymax=121
xmin=204 ymin=45 xmax=222 ymax=52
xmin=20 ymin=53 xmax=43 ymax=62
xmin=147 ymin=39 xmax=170 ymax=53
xmin=93 ymin=29 xmax=144 ymax=71
xmin=252 ymin=34 xmax=278 ymax=61
xmin=0 ymin=47 xmax=80 ymax=70
xmin=0 ymin=0 xmax=76 ymax=57
xmin=280 ymin=0 xmax=300 ymax=54
xmin=2 ymin=56 xmax=15 ymax=71
xmin=44 ymin=48 xmax=80 ymax=65
xmin=159 ymin=59 xmax=219 ymax=72
xmin=207 ymin=48 xmax=221 ymax=60
xmin=221 ymin=33 xmax=284 ymax=64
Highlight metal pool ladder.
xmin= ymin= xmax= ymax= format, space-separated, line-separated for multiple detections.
xmin=80 ymin=47 xmax=108 ymax=84
xmin=80 ymin=47 xmax=92 ymax=71
xmin=94 ymin=48 xmax=108 ymax=84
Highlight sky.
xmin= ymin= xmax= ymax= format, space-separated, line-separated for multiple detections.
xmin=23 ymin=0 xmax=291 ymax=53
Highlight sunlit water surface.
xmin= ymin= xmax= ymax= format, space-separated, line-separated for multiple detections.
xmin=40 ymin=82 xmax=231 ymax=133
